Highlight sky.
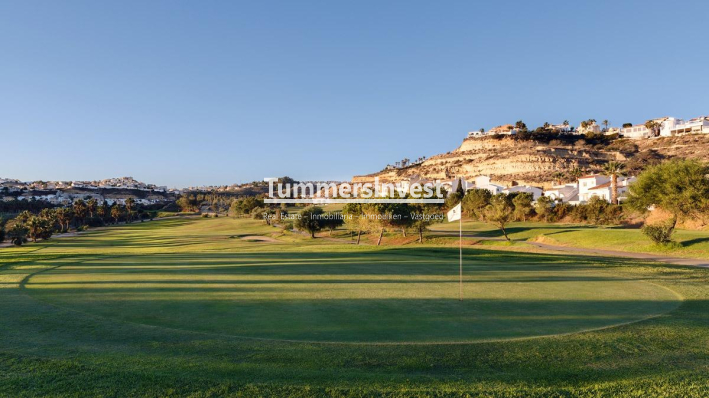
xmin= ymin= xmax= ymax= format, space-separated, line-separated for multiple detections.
xmin=1 ymin=1 xmax=708 ymax=188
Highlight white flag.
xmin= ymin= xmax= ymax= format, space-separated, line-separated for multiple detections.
xmin=447 ymin=203 xmax=461 ymax=222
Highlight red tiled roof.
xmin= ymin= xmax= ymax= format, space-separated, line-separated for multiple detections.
xmin=588 ymin=182 xmax=612 ymax=190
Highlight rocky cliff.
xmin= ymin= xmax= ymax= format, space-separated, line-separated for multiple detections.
xmin=352 ymin=134 xmax=709 ymax=188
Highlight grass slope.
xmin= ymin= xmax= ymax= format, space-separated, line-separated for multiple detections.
xmin=434 ymin=220 xmax=709 ymax=259
xmin=0 ymin=217 xmax=707 ymax=396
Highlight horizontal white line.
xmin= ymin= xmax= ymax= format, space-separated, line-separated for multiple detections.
xmin=264 ymin=199 xmax=445 ymax=204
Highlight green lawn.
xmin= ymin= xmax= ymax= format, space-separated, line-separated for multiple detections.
xmin=0 ymin=217 xmax=708 ymax=396
xmin=434 ymin=220 xmax=709 ymax=259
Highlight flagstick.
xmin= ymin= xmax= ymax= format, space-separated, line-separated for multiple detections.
xmin=459 ymin=209 xmax=463 ymax=301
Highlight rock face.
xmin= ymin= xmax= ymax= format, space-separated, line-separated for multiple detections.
xmin=352 ymin=134 xmax=709 ymax=188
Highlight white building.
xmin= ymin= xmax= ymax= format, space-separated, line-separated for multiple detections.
xmin=467 ymin=130 xmax=488 ymax=138
xmin=584 ymin=177 xmax=636 ymax=203
xmin=620 ymin=124 xmax=652 ymax=139
xmin=543 ymin=184 xmax=579 ymax=203
xmin=578 ymin=174 xmax=610 ymax=202
xmin=577 ymin=122 xmax=601 ymax=135
xmin=577 ymin=174 xmax=635 ymax=203
xmin=488 ymin=124 xmax=517 ymax=135
xmin=548 ymin=123 xmax=572 ymax=134
xmin=468 ymin=176 xmax=505 ymax=195
xmin=503 ymin=185 xmax=543 ymax=200
xmin=660 ymin=116 xmax=709 ymax=136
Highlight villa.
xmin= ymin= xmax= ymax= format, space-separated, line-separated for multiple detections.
xmin=543 ymin=184 xmax=579 ymax=203
xmin=660 ymin=116 xmax=709 ymax=136
xmin=577 ymin=174 xmax=635 ymax=203
xmin=620 ymin=124 xmax=653 ymax=139
xmin=503 ymin=185 xmax=543 ymax=200
xmin=467 ymin=176 xmax=505 ymax=195
xmin=487 ymin=124 xmax=517 ymax=135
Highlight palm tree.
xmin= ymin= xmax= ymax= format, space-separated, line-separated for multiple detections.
xmin=86 ymin=198 xmax=97 ymax=218
xmin=603 ymin=161 xmax=626 ymax=204
xmin=111 ymin=205 xmax=124 ymax=224
xmin=645 ymin=120 xmax=661 ymax=137
xmin=552 ymin=172 xmax=566 ymax=185
xmin=602 ymin=119 xmax=609 ymax=132
xmin=125 ymin=198 xmax=136 ymax=223
xmin=72 ymin=199 xmax=88 ymax=226
xmin=569 ymin=167 xmax=584 ymax=186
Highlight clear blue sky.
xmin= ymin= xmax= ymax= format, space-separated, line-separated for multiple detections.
xmin=1 ymin=1 xmax=708 ymax=188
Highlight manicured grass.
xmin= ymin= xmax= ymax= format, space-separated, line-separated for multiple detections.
xmin=0 ymin=217 xmax=708 ymax=396
xmin=434 ymin=220 xmax=709 ymax=259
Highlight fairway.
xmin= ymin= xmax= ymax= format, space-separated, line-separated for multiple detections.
xmin=1 ymin=217 xmax=708 ymax=396
xmin=24 ymin=251 xmax=680 ymax=343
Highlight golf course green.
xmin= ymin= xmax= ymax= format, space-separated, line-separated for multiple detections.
xmin=1 ymin=216 xmax=707 ymax=396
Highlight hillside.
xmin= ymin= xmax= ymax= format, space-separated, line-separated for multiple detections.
xmin=353 ymin=134 xmax=709 ymax=188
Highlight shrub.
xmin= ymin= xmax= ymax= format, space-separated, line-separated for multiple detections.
xmin=641 ymin=220 xmax=675 ymax=244
xmin=201 ymin=213 xmax=209 ymax=218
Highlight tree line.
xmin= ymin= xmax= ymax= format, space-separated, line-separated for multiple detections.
xmin=0 ymin=198 xmax=158 ymax=246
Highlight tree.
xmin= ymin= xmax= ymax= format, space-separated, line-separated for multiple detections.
xmin=535 ymin=196 xmax=554 ymax=222
xmin=176 ymin=195 xmax=200 ymax=212
xmin=602 ymin=119 xmax=610 ymax=132
xmin=0 ymin=217 xmax=7 ymax=243
xmin=644 ymin=120 xmax=661 ymax=137
xmin=627 ymin=159 xmax=709 ymax=243
xmin=295 ymin=206 xmax=325 ymax=238
xmin=384 ymin=202 xmax=412 ymax=237
xmin=97 ymin=201 xmax=109 ymax=221
xmin=111 ymin=205 xmax=124 ymax=224
xmin=342 ymin=203 xmax=365 ymax=244
xmin=72 ymin=199 xmax=88 ymax=225
xmin=361 ymin=203 xmax=387 ymax=245
xmin=409 ymin=203 xmax=443 ymax=243
xmin=7 ymin=223 xmax=28 ymax=246
xmin=86 ymin=198 xmax=98 ymax=218
xmin=569 ymin=167 xmax=584 ymax=183
xmin=515 ymin=120 xmax=528 ymax=132
xmin=462 ymin=188 xmax=492 ymax=220
xmin=229 ymin=196 xmax=264 ymax=216
xmin=603 ymin=161 xmax=626 ymax=204
xmin=552 ymin=172 xmax=566 ymax=185
xmin=321 ymin=212 xmax=344 ymax=236
xmin=484 ymin=194 xmax=515 ymax=241
xmin=622 ymin=122 xmax=633 ymax=128
xmin=16 ymin=210 xmax=32 ymax=223
xmin=55 ymin=207 xmax=73 ymax=232
xmin=125 ymin=198 xmax=136 ymax=223
xmin=512 ymin=193 xmax=534 ymax=221
xmin=26 ymin=216 xmax=53 ymax=243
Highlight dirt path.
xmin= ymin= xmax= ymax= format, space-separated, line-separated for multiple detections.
xmin=430 ymin=229 xmax=709 ymax=269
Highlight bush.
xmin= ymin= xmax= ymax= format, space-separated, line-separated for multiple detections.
xmin=641 ymin=220 xmax=675 ymax=244
xmin=201 ymin=213 xmax=209 ymax=218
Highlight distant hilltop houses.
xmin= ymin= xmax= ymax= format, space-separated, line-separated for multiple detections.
xmin=0 ymin=176 xmax=175 ymax=206
xmin=310 ymin=174 xmax=628 ymax=206
xmin=467 ymin=115 xmax=709 ymax=140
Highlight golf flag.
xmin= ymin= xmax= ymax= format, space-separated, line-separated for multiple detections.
xmin=447 ymin=203 xmax=461 ymax=222
xmin=447 ymin=202 xmax=464 ymax=301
